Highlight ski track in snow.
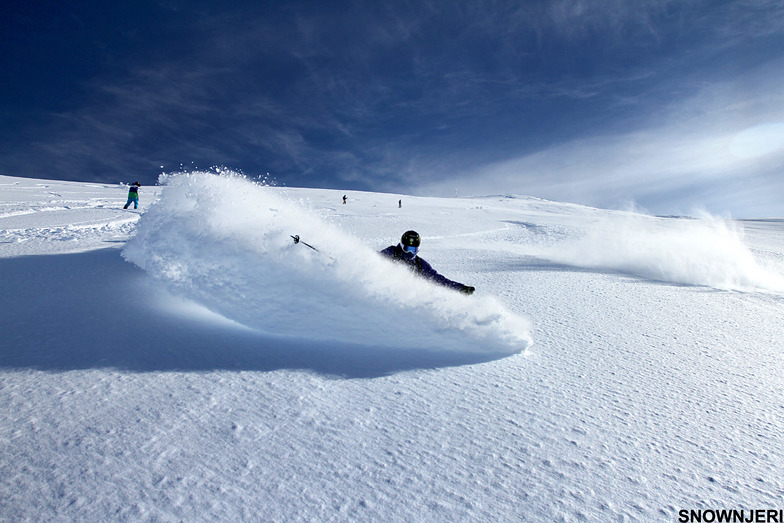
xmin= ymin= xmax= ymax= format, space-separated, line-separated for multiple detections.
xmin=1 ymin=173 xmax=784 ymax=521
xmin=0 ymin=179 xmax=147 ymax=255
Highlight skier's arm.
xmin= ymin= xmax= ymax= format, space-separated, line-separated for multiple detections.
xmin=379 ymin=245 xmax=397 ymax=258
xmin=417 ymin=258 xmax=474 ymax=294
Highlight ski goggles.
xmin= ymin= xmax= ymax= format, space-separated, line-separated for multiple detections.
xmin=402 ymin=244 xmax=419 ymax=255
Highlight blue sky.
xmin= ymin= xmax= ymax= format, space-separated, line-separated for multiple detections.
xmin=2 ymin=0 xmax=784 ymax=217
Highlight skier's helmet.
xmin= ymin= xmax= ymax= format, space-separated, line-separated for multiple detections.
xmin=400 ymin=230 xmax=421 ymax=257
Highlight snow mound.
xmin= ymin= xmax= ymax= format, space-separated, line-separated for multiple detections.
xmin=122 ymin=171 xmax=532 ymax=354
xmin=548 ymin=212 xmax=784 ymax=293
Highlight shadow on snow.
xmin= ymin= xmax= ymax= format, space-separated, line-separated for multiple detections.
xmin=0 ymin=249 xmax=507 ymax=378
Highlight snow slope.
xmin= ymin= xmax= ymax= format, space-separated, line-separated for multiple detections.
xmin=1 ymin=173 xmax=783 ymax=521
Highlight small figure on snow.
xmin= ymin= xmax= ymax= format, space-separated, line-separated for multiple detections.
xmin=398 ymin=199 xmax=402 ymax=208
xmin=380 ymin=230 xmax=475 ymax=295
xmin=343 ymin=195 xmax=347 ymax=204
xmin=124 ymin=182 xmax=141 ymax=209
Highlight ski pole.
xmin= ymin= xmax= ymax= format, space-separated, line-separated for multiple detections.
xmin=291 ymin=235 xmax=319 ymax=252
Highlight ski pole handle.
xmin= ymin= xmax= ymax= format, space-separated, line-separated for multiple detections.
xmin=291 ymin=234 xmax=319 ymax=252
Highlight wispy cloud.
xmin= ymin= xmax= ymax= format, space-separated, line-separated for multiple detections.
xmin=2 ymin=0 xmax=783 ymax=214
xmin=416 ymin=57 xmax=784 ymax=217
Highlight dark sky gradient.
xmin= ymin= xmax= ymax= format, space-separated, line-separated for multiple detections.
xmin=2 ymin=1 xmax=784 ymax=216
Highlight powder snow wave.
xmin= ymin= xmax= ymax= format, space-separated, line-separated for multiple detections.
xmin=546 ymin=212 xmax=784 ymax=293
xmin=122 ymin=171 xmax=532 ymax=354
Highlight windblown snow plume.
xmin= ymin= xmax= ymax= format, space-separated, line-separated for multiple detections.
xmin=548 ymin=212 xmax=784 ymax=293
xmin=122 ymin=172 xmax=532 ymax=354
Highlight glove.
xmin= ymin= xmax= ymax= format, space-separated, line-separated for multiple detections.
xmin=460 ymin=285 xmax=475 ymax=295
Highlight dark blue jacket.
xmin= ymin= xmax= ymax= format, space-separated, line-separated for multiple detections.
xmin=380 ymin=245 xmax=466 ymax=291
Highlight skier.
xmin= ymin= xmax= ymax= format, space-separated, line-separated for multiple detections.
xmin=343 ymin=195 xmax=347 ymax=204
xmin=123 ymin=182 xmax=141 ymax=209
xmin=380 ymin=230 xmax=475 ymax=295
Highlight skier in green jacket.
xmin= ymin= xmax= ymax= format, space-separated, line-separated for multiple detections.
xmin=124 ymin=182 xmax=141 ymax=209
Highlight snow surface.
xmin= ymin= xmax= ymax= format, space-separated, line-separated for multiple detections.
xmin=1 ymin=172 xmax=783 ymax=521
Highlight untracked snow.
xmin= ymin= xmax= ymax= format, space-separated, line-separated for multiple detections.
xmin=1 ymin=173 xmax=783 ymax=522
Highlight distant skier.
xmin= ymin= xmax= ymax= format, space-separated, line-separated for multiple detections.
xmin=124 ymin=182 xmax=141 ymax=209
xmin=343 ymin=195 xmax=347 ymax=204
xmin=398 ymin=199 xmax=402 ymax=208
xmin=380 ymin=230 xmax=475 ymax=295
